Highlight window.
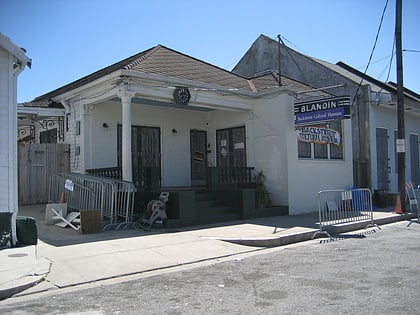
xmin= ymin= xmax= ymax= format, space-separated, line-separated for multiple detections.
xmin=40 ymin=128 xmax=57 ymax=143
xmin=297 ymin=121 xmax=343 ymax=160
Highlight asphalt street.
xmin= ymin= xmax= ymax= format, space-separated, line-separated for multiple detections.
xmin=1 ymin=220 xmax=419 ymax=315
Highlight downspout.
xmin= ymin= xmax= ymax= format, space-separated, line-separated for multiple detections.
xmin=61 ymin=100 xmax=71 ymax=114
xmin=61 ymin=100 xmax=71 ymax=141
xmin=11 ymin=58 xmax=28 ymax=246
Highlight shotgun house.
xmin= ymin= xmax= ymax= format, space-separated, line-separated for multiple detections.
xmin=28 ymin=44 xmax=353 ymax=223
xmin=234 ymin=34 xmax=420 ymax=206
xmin=0 ymin=33 xmax=31 ymax=246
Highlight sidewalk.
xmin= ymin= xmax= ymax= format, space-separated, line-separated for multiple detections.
xmin=0 ymin=204 xmax=416 ymax=301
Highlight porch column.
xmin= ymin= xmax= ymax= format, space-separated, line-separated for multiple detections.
xmin=117 ymin=84 xmax=135 ymax=182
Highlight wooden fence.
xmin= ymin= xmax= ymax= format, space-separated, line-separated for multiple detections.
xmin=18 ymin=143 xmax=70 ymax=205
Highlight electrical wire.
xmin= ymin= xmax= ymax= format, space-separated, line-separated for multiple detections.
xmin=352 ymin=0 xmax=389 ymax=105
xmin=384 ymin=37 xmax=396 ymax=83
xmin=279 ymin=35 xmax=307 ymax=56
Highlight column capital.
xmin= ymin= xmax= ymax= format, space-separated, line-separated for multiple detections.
xmin=117 ymin=82 xmax=136 ymax=102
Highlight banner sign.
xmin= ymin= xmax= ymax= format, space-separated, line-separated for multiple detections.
xmin=297 ymin=126 xmax=341 ymax=145
xmin=294 ymin=96 xmax=351 ymax=126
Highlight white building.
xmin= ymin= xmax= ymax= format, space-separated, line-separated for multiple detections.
xmin=0 ymin=33 xmax=31 ymax=246
xmin=27 ymin=45 xmax=353 ymax=218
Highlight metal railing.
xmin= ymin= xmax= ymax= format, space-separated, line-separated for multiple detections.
xmin=207 ymin=167 xmax=255 ymax=190
xmin=219 ymin=167 xmax=254 ymax=186
xmin=313 ymin=188 xmax=378 ymax=239
xmin=406 ymin=183 xmax=419 ymax=226
xmin=86 ymin=166 xmax=159 ymax=191
xmin=48 ymin=172 xmax=136 ymax=230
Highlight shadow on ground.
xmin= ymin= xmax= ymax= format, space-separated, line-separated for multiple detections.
xmin=18 ymin=204 xmax=314 ymax=247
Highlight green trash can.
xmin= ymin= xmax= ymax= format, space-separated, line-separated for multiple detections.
xmin=0 ymin=212 xmax=12 ymax=249
xmin=16 ymin=216 xmax=38 ymax=246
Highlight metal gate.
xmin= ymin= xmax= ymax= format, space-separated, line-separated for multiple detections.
xmin=190 ymin=130 xmax=207 ymax=186
xmin=18 ymin=143 xmax=70 ymax=205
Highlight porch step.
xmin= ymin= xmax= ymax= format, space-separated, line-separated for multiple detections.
xmin=195 ymin=190 xmax=240 ymax=224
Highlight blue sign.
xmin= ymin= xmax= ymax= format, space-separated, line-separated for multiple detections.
xmin=294 ymin=96 xmax=350 ymax=126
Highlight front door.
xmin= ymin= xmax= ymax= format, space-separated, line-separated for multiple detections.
xmin=216 ymin=126 xmax=246 ymax=167
xmin=376 ymin=127 xmax=389 ymax=190
xmin=190 ymin=130 xmax=207 ymax=186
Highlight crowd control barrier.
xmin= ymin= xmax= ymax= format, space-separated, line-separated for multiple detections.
xmin=49 ymin=172 xmax=136 ymax=230
xmin=313 ymin=188 xmax=378 ymax=239
xmin=406 ymin=183 xmax=419 ymax=226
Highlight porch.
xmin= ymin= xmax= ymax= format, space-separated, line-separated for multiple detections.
xmin=86 ymin=166 xmax=288 ymax=227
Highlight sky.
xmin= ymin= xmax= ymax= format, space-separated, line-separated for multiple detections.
xmin=1 ymin=0 xmax=419 ymax=103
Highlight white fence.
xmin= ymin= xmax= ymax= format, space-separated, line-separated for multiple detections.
xmin=313 ymin=188 xmax=378 ymax=239
xmin=49 ymin=173 xmax=136 ymax=230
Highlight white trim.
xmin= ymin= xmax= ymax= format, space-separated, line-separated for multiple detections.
xmin=0 ymin=33 xmax=31 ymax=68
xmin=17 ymin=106 xmax=65 ymax=117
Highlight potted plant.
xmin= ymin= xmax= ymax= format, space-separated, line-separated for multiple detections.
xmin=254 ymin=170 xmax=271 ymax=208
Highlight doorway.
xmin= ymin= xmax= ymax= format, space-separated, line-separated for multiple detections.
xmin=117 ymin=125 xmax=161 ymax=187
xmin=216 ymin=126 xmax=246 ymax=167
xmin=190 ymin=130 xmax=207 ymax=186
xmin=376 ymin=127 xmax=390 ymax=190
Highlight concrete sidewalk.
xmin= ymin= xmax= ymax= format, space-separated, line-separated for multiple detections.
xmin=0 ymin=204 xmax=416 ymax=301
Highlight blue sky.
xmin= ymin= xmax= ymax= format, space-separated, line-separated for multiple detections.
xmin=1 ymin=0 xmax=419 ymax=103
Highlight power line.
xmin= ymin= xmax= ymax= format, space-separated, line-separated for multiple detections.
xmin=352 ymin=0 xmax=389 ymax=104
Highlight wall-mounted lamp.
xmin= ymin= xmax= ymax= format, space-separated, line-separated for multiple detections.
xmin=102 ymin=123 xmax=109 ymax=128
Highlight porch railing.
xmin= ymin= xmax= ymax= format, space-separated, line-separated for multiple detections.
xmin=86 ymin=166 xmax=160 ymax=191
xmin=86 ymin=166 xmax=255 ymax=190
xmin=207 ymin=167 xmax=255 ymax=189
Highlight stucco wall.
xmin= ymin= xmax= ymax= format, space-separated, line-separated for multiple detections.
xmin=287 ymin=102 xmax=354 ymax=215
xmin=249 ymin=94 xmax=290 ymax=207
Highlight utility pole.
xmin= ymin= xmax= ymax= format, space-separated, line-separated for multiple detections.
xmin=395 ymin=0 xmax=406 ymax=212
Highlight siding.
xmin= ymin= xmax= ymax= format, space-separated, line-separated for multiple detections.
xmin=0 ymin=48 xmax=11 ymax=211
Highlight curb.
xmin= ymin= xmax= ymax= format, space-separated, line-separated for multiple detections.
xmin=219 ymin=213 xmax=415 ymax=248
xmin=0 ymin=257 xmax=51 ymax=301
xmin=0 ymin=274 xmax=45 ymax=301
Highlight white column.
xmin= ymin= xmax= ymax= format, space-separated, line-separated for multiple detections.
xmin=118 ymin=84 xmax=135 ymax=182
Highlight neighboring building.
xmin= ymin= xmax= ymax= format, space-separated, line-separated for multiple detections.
xmin=233 ymin=34 xmax=420 ymax=199
xmin=0 ymin=33 xmax=31 ymax=246
xmin=30 ymin=44 xmax=353 ymax=216
xmin=17 ymin=101 xmax=65 ymax=144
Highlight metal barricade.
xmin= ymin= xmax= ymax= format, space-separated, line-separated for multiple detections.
xmin=49 ymin=173 xmax=107 ymax=217
xmin=406 ymin=184 xmax=420 ymax=226
xmin=48 ymin=172 xmax=136 ymax=230
xmin=313 ymin=188 xmax=378 ymax=239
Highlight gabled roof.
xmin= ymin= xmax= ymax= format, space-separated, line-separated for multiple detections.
xmin=34 ymin=45 xmax=254 ymax=102
xmin=234 ymin=34 xmax=420 ymax=101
